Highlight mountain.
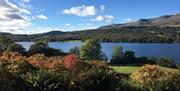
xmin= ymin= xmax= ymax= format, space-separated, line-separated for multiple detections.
xmin=99 ymin=13 xmax=180 ymax=29
xmin=39 ymin=30 xmax=65 ymax=36
xmin=0 ymin=13 xmax=180 ymax=43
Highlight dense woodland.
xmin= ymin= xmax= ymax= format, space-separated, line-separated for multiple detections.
xmin=1 ymin=26 xmax=180 ymax=43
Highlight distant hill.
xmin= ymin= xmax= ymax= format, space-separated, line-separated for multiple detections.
xmin=40 ymin=31 xmax=65 ymax=36
xmin=99 ymin=13 xmax=180 ymax=29
xmin=0 ymin=13 xmax=180 ymax=43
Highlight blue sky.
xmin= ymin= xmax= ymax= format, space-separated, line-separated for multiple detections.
xmin=0 ymin=0 xmax=179 ymax=34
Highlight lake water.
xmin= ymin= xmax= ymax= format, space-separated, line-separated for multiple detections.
xmin=17 ymin=42 xmax=180 ymax=64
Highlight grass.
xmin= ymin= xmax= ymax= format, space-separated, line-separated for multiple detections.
xmin=112 ymin=65 xmax=179 ymax=74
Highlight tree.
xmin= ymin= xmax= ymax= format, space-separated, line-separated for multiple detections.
xmin=28 ymin=41 xmax=65 ymax=56
xmin=69 ymin=46 xmax=80 ymax=57
xmin=28 ymin=41 xmax=48 ymax=55
xmin=157 ymin=57 xmax=175 ymax=68
xmin=0 ymin=36 xmax=14 ymax=53
xmin=6 ymin=43 xmax=27 ymax=55
xmin=110 ymin=46 xmax=123 ymax=64
xmin=124 ymin=50 xmax=135 ymax=63
xmin=80 ymin=39 xmax=101 ymax=60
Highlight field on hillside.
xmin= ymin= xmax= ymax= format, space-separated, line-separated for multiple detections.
xmin=112 ymin=65 xmax=179 ymax=74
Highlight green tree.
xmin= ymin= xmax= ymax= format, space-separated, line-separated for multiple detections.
xmin=124 ymin=50 xmax=135 ymax=63
xmin=28 ymin=41 xmax=49 ymax=55
xmin=157 ymin=57 xmax=175 ymax=68
xmin=110 ymin=46 xmax=123 ymax=64
xmin=0 ymin=36 xmax=14 ymax=53
xmin=6 ymin=43 xmax=27 ymax=55
xmin=80 ymin=39 xmax=101 ymax=60
xmin=28 ymin=41 xmax=65 ymax=56
xmin=69 ymin=46 xmax=80 ymax=56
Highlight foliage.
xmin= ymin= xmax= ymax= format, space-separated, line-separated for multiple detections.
xmin=0 ymin=61 xmax=23 ymax=91
xmin=130 ymin=65 xmax=180 ymax=91
xmin=20 ymin=69 xmax=62 ymax=91
xmin=63 ymin=54 xmax=79 ymax=70
xmin=0 ymin=52 xmax=26 ymax=63
xmin=80 ymin=39 xmax=102 ymax=60
xmin=2 ymin=26 xmax=180 ymax=43
xmin=0 ymin=36 xmax=14 ymax=53
xmin=157 ymin=57 xmax=175 ymax=68
xmin=27 ymin=54 xmax=63 ymax=69
xmin=6 ymin=43 xmax=27 ymax=56
xmin=28 ymin=41 xmax=49 ymax=55
xmin=28 ymin=41 xmax=65 ymax=56
xmin=124 ymin=50 xmax=135 ymax=62
xmin=111 ymin=46 xmax=124 ymax=64
xmin=69 ymin=46 xmax=80 ymax=57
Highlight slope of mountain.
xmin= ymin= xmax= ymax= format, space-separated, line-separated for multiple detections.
xmin=99 ymin=13 xmax=180 ymax=29
xmin=40 ymin=31 xmax=65 ymax=36
xmin=0 ymin=13 xmax=180 ymax=43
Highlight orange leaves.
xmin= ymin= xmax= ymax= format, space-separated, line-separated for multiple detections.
xmin=0 ymin=52 xmax=25 ymax=64
xmin=27 ymin=54 xmax=63 ymax=69
xmin=63 ymin=54 xmax=79 ymax=70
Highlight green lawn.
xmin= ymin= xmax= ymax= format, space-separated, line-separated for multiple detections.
xmin=112 ymin=65 xmax=179 ymax=74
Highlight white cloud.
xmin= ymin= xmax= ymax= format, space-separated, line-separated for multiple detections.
xmin=62 ymin=5 xmax=96 ymax=17
xmin=22 ymin=0 xmax=30 ymax=3
xmin=123 ymin=18 xmax=134 ymax=23
xmin=35 ymin=14 xmax=48 ymax=19
xmin=18 ymin=1 xmax=32 ymax=9
xmin=0 ymin=0 xmax=32 ymax=32
xmin=90 ymin=15 xmax=114 ymax=22
xmin=100 ymin=5 xmax=105 ymax=12
xmin=65 ymin=23 xmax=71 ymax=27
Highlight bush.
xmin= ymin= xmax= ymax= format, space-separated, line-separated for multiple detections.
xmin=27 ymin=54 xmax=63 ymax=69
xmin=28 ymin=41 xmax=65 ymax=56
xmin=0 ymin=36 xmax=14 ymax=53
xmin=6 ymin=43 xmax=27 ymax=56
xmin=20 ymin=69 xmax=64 ymax=91
xmin=0 ymin=62 xmax=22 ymax=91
xmin=130 ymin=65 xmax=180 ymax=91
xmin=157 ymin=57 xmax=175 ymax=68
xmin=63 ymin=54 xmax=79 ymax=70
xmin=69 ymin=47 xmax=80 ymax=57
xmin=136 ymin=57 xmax=157 ymax=65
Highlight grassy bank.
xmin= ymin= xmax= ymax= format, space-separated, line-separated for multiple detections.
xmin=112 ymin=65 xmax=179 ymax=74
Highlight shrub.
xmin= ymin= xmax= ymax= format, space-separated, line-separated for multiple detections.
xmin=0 ymin=63 xmax=22 ymax=91
xmin=63 ymin=54 xmax=79 ymax=70
xmin=69 ymin=47 xmax=80 ymax=57
xmin=0 ymin=52 xmax=26 ymax=64
xmin=20 ymin=69 xmax=63 ymax=91
xmin=157 ymin=57 xmax=175 ymax=68
xmin=130 ymin=65 xmax=180 ymax=91
xmin=7 ymin=60 xmax=36 ymax=75
xmin=136 ymin=57 xmax=157 ymax=65
xmin=67 ymin=61 xmax=119 ymax=91
xmin=0 ymin=36 xmax=14 ymax=53
xmin=6 ymin=43 xmax=27 ymax=56
xmin=27 ymin=54 xmax=63 ymax=69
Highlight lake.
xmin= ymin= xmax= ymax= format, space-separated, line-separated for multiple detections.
xmin=17 ymin=42 xmax=180 ymax=64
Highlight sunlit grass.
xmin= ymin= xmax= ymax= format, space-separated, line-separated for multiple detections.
xmin=112 ymin=65 xmax=179 ymax=74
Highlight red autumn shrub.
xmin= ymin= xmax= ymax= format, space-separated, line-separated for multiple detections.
xmin=27 ymin=54 xmax=63 ymax=69
xmin=63 ymin=54 xmax=79 ymax=70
